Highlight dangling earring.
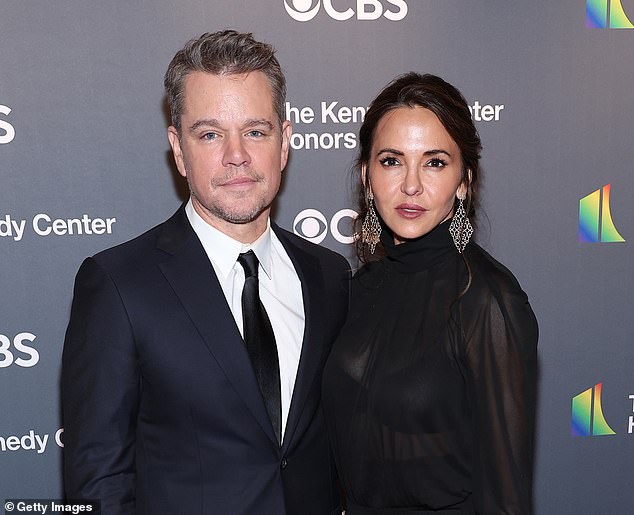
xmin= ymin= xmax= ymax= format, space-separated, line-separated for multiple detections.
xmin=449 ymin=195 xmax=473 ymax=253
xmin=361 ymin=188 xmax=381 ymax=254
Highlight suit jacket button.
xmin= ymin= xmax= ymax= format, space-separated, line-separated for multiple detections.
xmin=281 ymin=457 xmax=288 ymax=469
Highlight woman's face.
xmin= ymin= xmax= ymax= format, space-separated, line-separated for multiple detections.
xmin=364 ymin=106 xmax=466 ymax=244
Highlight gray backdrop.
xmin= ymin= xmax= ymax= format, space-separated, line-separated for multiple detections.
xmin=1 ymin=1 xmax=633 ymax=513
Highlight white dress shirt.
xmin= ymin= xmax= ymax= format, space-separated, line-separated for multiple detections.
xmin=185 ymin=199 xmax=305 ymax=438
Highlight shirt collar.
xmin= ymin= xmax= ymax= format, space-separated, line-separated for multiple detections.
xmin=243 ymin=224 xmax=273 ymax=279
xmin=185 ymin=199 xmax=273 ymax=280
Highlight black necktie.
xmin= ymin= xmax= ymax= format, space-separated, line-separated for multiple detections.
xmin=237 ymin=250 xmax=282 ymax=444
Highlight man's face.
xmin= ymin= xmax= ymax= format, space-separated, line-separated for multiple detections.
xmin=168 ymin=71 xmax=291 ymax=241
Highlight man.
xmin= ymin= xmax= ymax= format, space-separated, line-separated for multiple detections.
xmin=62 ymin=30 xmax=349 ymax=515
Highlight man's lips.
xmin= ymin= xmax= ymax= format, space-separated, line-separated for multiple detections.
xmin=219 ymin=176 xmax=259 ymax=188
xmin=395 ymin=203 xmax=428 ymax=218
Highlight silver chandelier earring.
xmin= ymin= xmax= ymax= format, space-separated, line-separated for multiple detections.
xmin=449 ymin=195 xmax=473 ymax=253
xmin=361 ymin=188 xmax=381 ymax=254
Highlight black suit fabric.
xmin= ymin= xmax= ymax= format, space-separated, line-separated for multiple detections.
xmin=62 ymin=206 xmax=349 ymax=515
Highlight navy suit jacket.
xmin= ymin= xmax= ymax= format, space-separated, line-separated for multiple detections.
xmin=62 ymin=206 xmax=349 ymax=514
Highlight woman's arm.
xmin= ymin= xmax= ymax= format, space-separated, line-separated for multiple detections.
xmin=463 ymin=278 xmax=538 ymax=514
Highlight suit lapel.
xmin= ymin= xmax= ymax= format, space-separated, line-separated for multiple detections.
xmin=273 ymin=225 xmax=328 ymax=451
xmin=156 ymin=207 xmax=278 ymax=446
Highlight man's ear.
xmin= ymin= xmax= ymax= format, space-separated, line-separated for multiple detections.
xmin=280 ymin=120 xmax=292 ymax=171
xmin=167 ymin=126 xmax=187 ymax=178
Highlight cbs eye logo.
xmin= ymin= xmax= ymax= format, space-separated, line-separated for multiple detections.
xmin=285 ymin=0 xmax=320 ymax=21
xmin=293 ymin=208 xmax=358 ymax=244
xmin=284 ymin=0 xmax=408 ymax=22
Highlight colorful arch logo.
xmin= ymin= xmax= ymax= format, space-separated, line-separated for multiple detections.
xmin=572 ymin=383 xmax=616 ymax=436
xmin=587 ymin=0 xmax=634 ymax=28
xmin=578 ymin=184 xmax=625 ymax=243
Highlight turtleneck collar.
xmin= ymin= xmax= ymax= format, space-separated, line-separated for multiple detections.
xmin=381 ymin=220 xmax=457 ymax=273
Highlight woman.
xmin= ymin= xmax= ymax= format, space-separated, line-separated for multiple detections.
xmin=322 ymin=73 xmax=538 ymax=514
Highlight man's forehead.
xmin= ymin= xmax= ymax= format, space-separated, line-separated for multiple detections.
xmin=180 ymin=70 xmax=277 ymax=122
xmin=183 ymin=70 xmax=270 ymax=93
xmin=184 ymin=71 xmax=271 ymax=101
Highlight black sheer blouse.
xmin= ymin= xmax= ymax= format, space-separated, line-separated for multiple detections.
xmin=322 ymin=221 xmax=538 ymax=514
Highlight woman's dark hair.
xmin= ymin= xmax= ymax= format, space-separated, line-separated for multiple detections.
xmin=354 ymin=72 xmax=482 ymax=263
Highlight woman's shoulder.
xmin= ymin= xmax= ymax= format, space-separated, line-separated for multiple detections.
xmin=349 ymin=258 xmax=388 ymax=290
xmin=464 ymin=243 xmax=528 ymax=301
xmin=460 ymin=243 xmax=538 ymax=355
xmin=461 ymin=243 xmax=537 ymax=332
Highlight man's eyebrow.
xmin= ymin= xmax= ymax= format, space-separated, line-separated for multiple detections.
xmin=188 ymin=119 xmax=275 ymax=132
xmin=188 ymin=119 xmax=222 ymax=132
xmin=243 ymin=119 xmax=275 ymax=131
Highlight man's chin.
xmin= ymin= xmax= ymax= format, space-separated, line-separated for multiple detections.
xmin=216 ymin=205 xmax=270 ymax=225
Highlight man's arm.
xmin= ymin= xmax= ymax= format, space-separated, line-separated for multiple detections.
xmin=62 ymin=257 xmax=139 ymax=513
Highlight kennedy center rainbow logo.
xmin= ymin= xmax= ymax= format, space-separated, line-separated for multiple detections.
xmin=587 ymin=0 xmax=634 ymax=28
xmin=572 ymin=383 xmax=616 ymax=436
xmin=578 ymin=184 xmax=625 ymax=243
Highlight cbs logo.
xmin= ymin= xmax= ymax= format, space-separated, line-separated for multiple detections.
xmin=0 ymin=105 xmax=16 ymax=145
xmin=293 ymin=208 xmax=358 ymax=244
xmin=0 ymin=332 xmax=39 ymax=368
xmin=284 ymin=0 xmax=408 ymax=22
xmin=55 ymin=427 xmax=65 ymax=448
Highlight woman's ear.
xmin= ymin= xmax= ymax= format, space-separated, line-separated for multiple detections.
xmin=362 ymin=163 xmax=374 ymax=197
xmin=457 ymin=168 xmax=472 ymax=199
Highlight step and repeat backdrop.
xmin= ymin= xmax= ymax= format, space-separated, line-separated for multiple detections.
xmin=1 ymin=1 xmax=633 ymax=512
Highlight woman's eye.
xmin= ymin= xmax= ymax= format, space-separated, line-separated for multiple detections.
xmin=427 ymin=158 xmax=446 ymax=168
xmin=379 ymin=157 xmax=399 ymax=167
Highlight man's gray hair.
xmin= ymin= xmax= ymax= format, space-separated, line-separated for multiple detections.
xmin=164 ymin=30 xmax=286 ymax=133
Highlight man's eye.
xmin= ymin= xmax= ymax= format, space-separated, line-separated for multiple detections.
xmin=201 ymin=132 xmax=217 ymax=140
xmin=247 ymin=130 xmax=264 ymax=137
xmin=379 ymin=157 xmax=399 ymax=167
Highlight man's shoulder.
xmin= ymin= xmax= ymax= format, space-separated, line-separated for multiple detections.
xmin=90 ymin=207 xmax=185 ymax=271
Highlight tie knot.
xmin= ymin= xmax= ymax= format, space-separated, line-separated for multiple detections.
xmin=238 ymin=250 xmax=259 ymax=278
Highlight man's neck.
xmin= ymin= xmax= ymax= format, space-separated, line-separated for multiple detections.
xmin=190 ymin=198 xmax=270 ymax=244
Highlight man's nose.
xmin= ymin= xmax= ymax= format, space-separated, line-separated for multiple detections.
xmin=222 ymin=135 xmax=251 ymax=167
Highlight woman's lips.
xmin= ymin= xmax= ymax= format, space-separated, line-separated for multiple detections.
xmin=395 ymin=203 xmax=427 ymax=219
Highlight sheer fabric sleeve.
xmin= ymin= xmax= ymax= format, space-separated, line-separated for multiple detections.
xmin=462 ymin=273 xmax=538 ymax=514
